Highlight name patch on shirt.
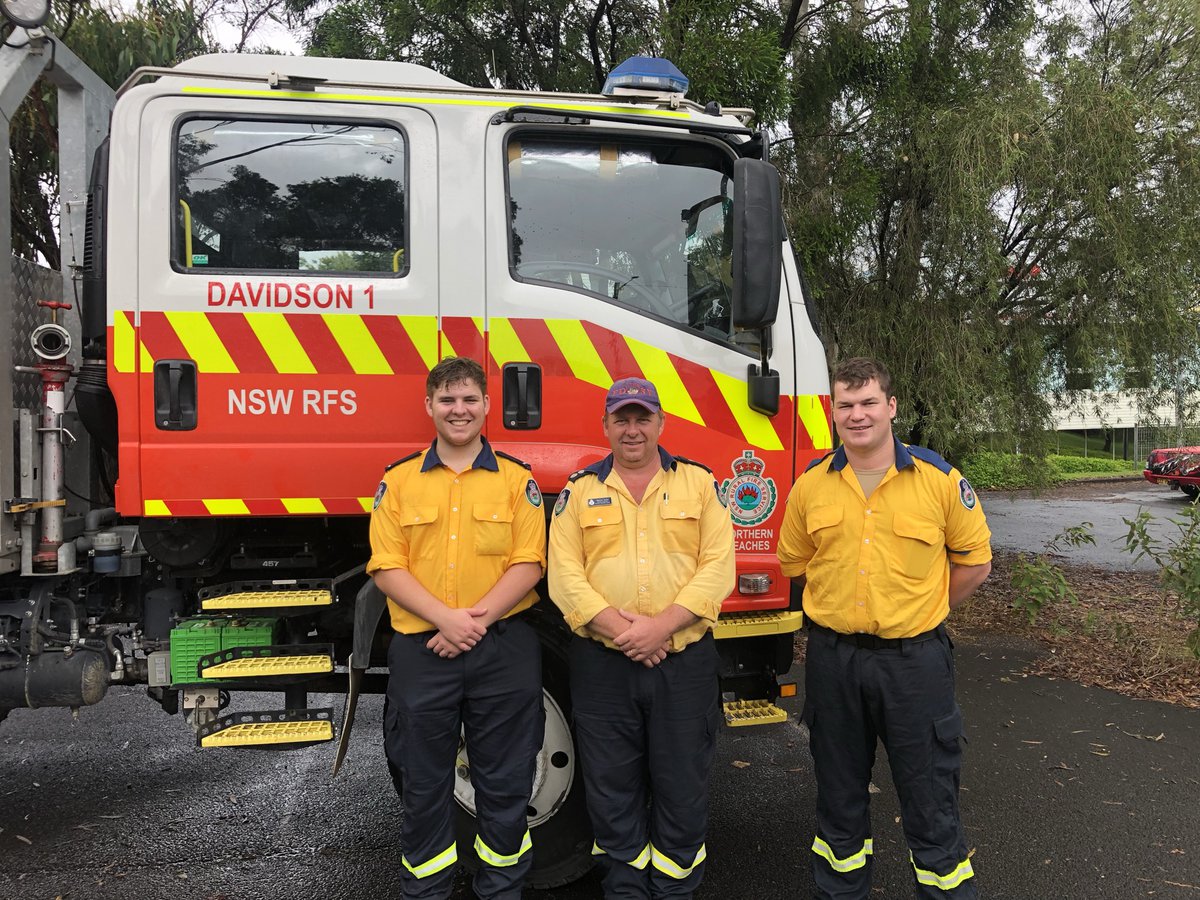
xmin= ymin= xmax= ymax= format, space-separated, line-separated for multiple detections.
xmin=526 ymin=479 xmax=543 ymax=508
xmin=372 ymin=481 xmax=387 ymax=510
xmin=959 ymin=478 xmax=977 ymax=510
xmin=587 ymin=496 xmax=613 ymax=507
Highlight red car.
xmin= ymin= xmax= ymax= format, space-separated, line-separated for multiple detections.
xmin=1144 ymin=446 xmax=1200 ymax=500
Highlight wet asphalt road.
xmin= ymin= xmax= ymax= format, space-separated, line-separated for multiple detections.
xmin=1 ymin=479 xmax=1198 ymax=899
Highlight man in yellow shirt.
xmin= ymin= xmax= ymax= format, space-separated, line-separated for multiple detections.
xmin=778 ymin=357 xmax=991 ymax=900
xmin=367 ymin=357 xmax=546 ymax=900
xmin=549 ymin=377 xmax=734 ymax=899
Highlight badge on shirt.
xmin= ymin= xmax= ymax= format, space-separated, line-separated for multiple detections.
xmin=587 ymin=496 xmax=613 ymax=507
xmin=713 ymin=479 xmax=728 ymax=508
xmin=553 ymin=489 xmax=570 ymax=517
xmin=372 ymin=481 xmax=387 ymax=510
xmin=526 ymin=479 xmax=543 ymax=508
xmin=958 ymin=478 xmax=977 ymax=510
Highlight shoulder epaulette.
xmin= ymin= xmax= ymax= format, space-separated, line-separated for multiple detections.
xmin=384 ymin=451 xmax=422 ymax=472
xmin=804 ymin=451 xmax=835 ymax=473
xmin=673 ymin=455 xmax=713 ymax=475
xmin=495 ymin=450 xmax=532 ymax=470
xmin=906 ymin=445 xmax=953 ymax=475
xmin=568 ymin=468 xmax=595 ymax=483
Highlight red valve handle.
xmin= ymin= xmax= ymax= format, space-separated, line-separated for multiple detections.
xmin=37 ymin=300 xmax=73 ymax=310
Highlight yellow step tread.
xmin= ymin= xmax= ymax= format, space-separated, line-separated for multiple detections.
xmin=713 ymin=610 xmax=804 ymax=639
xmin=723 ymin=699 xmax=788 ymax=727
xmin=201 ymin=655 xmax=334 ymax=678
xmin=201 ymin=720 xmax=333 ymax=747
xmin=201 ymin=590 xmax=332 ymax=610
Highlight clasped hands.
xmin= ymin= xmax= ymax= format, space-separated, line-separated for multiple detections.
xmin=427 ymin=606 xmax=488 ymax=658
xmin=613 ymin=609 xmax=672 ymax=668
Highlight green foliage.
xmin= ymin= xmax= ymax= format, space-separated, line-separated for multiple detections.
xmin=1123 ymin=506 xmax=1200 ymax=658
xmin=1009 ymin=523 xmax=1095 ymax=624
xmin=1048 ymin=455 xmax=1137 ymax=475
xmin=959 ymin=451 xmax=1056 ymax=490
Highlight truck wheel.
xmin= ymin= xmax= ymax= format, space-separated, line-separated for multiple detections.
xmin=454 ymin=623 xmax=593 ymax=888
xmin=1182 ymin=485 xmax=1199 ymax=501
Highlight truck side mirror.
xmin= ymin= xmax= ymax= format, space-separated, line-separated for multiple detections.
xmin=731 ymin=158 xmax=782 ymax=332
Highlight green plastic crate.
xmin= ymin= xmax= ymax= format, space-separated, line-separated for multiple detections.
xmin=169 ymin=618 xmax=224 ymax=684
xmin=169 ymin=617 xmax=278 ymax=684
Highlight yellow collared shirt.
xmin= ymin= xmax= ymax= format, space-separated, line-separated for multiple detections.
xmin=548 ymin=448 xmax=735 ymax=652
xmin=777 ymin=439 xmax=991 ymax=638
xmin=367 ymin=439 xmax=546 ymax=634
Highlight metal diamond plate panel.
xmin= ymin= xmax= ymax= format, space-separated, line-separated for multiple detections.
xmin=11 ymin=257 xmax=62 ymax=410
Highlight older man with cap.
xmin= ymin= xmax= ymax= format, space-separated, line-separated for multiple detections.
xmin=548 ymin=377 xmax=735 ymax=899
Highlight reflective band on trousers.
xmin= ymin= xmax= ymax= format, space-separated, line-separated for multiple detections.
xmin=650 ymin=843 xmax=708 ymax=879
xmin=402 ymin=842 xmax=458 ymax=879
xmin=811 ymin=836 xmax=873 ymax=873
xmin=591 ymin=841 xmax=650 ymax=870
xmin=474 ymin=831 xmax=533 ymax=867
xmin=910 ymin=852 xmax=975 ymax=890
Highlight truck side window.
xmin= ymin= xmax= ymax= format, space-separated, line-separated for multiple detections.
xmin=173 ymin=118 xmax=408 ymax=275
xmin=507 ymin=136 xmax=755 ymax=353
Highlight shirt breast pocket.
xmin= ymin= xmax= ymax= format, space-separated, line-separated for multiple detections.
xmin=473 ymin=504 xmax=514 ymax=556
xmin=806 ymin=505 xmax=844 ymax=546
xmin=660 ymin=499 xmax=702 ymax=555
xmin=581 ymin=504 xmax=624 ymax=560
xmin=398 ymin=505 xmax=439 ymax=553
xmin=890 ymin=513 xmax=944 ymax=579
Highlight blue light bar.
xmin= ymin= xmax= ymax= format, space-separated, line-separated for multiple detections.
xmin=602 ymin=56 xmax=689 ymax=96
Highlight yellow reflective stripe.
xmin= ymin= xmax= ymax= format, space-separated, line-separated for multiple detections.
xmin=812 ymin=836 xmax=873 ymax=872
xmin=143 ymin=500 xmax=172 ymax=516
xmin=281 ymin=498 xmax=327 ymax=514
xmin=440 ymin=328 xmax=458 ymax=359
xmin=400 ymin=315 xmax=438 ymax=370
xmin=711 ymin=368 xmax=784 ymax=451
xmin=910 ymin=853 xmax=975 ymax=890
xmin=323 ymin=314 xmax=392 ymax=375
xmin=473 ymin=831 xmax=532 ymax=867
xmin=650 ymin=843 xmax=707 ymax=879
xmin=591 ymin=842 xmax=650 ymax=869
xmin=624 ymin=337 xmax=704 ymax=425
xmin=797 ymin=393 xmax=833 ymax=450
xmin=358 ymin=496 xmax=375 ymax=513
xmin=486 ymin=317 xmax=530 ymax=366
xmin=244 ymin=313 xmax=316 ymax=374
xmin=402 ymin=842 xmax=458 ymax=879
xmin=203 ymin=499 xmax=251 ymax=515
xmin=546 ymin=319 xmax=610 ymax=389
xmin=165 ymin=312 xmax=239 ymax=373
xmin=112 ymin=311 xmax=135 ymax=373
xmin=139 ymin=341 xmax=154 ymax=371
xmin=180 ymin=86 xmax=692 ymax=119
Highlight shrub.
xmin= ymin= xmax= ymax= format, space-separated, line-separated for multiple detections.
xmin=960 ymin=451 xmax=1059 ymax=490
xmin=1124 ymin=506 xmax=1200 ymax=658
xmin=1049 ymin=454 xmax=1138 ymax=475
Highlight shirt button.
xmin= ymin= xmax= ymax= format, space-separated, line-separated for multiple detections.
xmin=452 ymin=506 xmax=458 ymax=512
xmin=864 ymin=539 xmax=870 ymax=544
xmin=640 ymin=559 xmax=646 ymax=564
xmin=857 ymin=601 xmax=864 ymax=607
xmin=859 ymin=570 xmax=865 ymax=575
xmin=639 ymin=586 xmax=647 ymax=593
xmin=866 ymin=509 xmax=872 ymax=515
xmin=492 ymin=514 xmax=498 ymax=520
xmin=414 ymin=516 xmax=420 ymax=522
xmin=449 ymin=563 xmax=455 ymax=569
xmin=450 ymin=534 xmax=457 ymax=540
xmin=598 ymin=518 xmax=603 ymax=523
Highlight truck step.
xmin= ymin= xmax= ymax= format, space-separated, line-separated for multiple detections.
xmin=713 ymin=610 xmax=804 ymax=639
xmin=723 ymin=699 xmax=789 ymax=727
xmin=200 ymin=588 xmax=333 ymax=611
xmin=198 ymin=644 xmax=334 ymax=679
xmin=199 ymin=709 xmax=334 ymax=748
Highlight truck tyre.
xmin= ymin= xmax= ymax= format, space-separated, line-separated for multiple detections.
xmin=454 ymin=616 xmax=593 ymax=888
xmin=1182 ymin=484 xmax=1199 ymax=501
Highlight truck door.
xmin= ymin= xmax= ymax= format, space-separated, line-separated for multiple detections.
xmin=125 ymin=98 xmax=438 ymax=517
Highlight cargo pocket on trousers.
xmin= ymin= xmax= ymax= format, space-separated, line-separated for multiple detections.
xmin=931 ymin=707 xmax=965 ymax=812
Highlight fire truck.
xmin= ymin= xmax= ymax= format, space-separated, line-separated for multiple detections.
xmin=0 ymin=28 xmax=831 ymax=886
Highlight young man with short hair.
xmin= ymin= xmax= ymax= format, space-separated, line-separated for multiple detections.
xmin=368 ymin=356 xmax=546 ymax=900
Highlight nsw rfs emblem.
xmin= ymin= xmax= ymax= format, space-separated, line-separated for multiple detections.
xmin=721 ymin=451 xmax=778 ymax=526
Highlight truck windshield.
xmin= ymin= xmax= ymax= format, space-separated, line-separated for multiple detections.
xmin=507 ymin=136 xmax=749 ymax=350
xmin=173 ymin=118 xmax=407 ymax=274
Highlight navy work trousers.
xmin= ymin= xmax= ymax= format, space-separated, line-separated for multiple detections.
xmin=384 ymin=616 xmax=544 ymax=900
xmin=570 ymin=634 xmax=720 ymax=900
xmin=802 ymin=625 xmax=977 ymax=899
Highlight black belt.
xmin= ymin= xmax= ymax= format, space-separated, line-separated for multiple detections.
xmin=806 ymin=621 xmax=944 ymax=650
